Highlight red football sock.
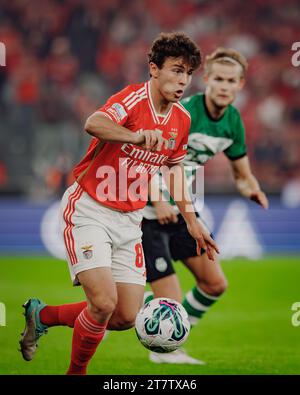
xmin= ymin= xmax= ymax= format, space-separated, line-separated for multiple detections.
xmin=66 ymin=308 xmax=107 ymax=375
xmin=40 ymin=301 xmax=87 ymax=328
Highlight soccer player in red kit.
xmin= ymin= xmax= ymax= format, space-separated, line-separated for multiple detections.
xmin=19 ymin=32 xmax=218 ymax=375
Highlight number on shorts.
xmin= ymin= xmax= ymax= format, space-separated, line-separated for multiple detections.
xmin=135 ymin=243 xmax=144 ymax=268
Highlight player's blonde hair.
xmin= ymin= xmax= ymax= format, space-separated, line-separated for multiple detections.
xmin=204 ymin=47 xmax=248 ymax=78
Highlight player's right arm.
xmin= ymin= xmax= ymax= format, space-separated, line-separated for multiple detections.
xmin=85 ymin=113 xmax=167 ymax=151
xmin=230 ymin=156 xmax=269 ymax=209
xmin=85 ymin=85 xmax=168 ymax=151
xmin=224 ymin=110 xmax=268 ymax=209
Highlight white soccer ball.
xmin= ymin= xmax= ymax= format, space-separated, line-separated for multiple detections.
xmin=135 ymin=297 xmax=190 ymax=353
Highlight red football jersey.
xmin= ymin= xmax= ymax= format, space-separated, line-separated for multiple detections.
xmin=73 ymin=81 xmax=190 ymax=211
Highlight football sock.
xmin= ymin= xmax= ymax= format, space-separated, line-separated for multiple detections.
xmin=143 ymin=291 xmax=154 ymax=305
xmin=182 ymin=285 xmax=220 ymax=327
xmin=40 ymin=301 xmax=87 ymax=328
xmin=66 ymin=308 xmax=107 ymax=375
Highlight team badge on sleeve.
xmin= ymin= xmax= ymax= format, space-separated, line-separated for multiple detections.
xmin=81 ymin=245 xmax=93 ymax=260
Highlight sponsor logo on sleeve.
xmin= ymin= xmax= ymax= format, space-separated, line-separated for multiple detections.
xmin=107 ymin=103 xmax=127 ymax=122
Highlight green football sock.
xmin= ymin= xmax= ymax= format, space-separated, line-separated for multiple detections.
xmin=182 ymin=285 xmax=219 ymax=327
xmin=144 ymin=291 xmax=154 ymax=305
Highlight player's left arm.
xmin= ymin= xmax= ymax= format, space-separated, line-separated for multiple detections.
xmin=161 ymin=163 xmax=219 ymax=260
xmin=230 ymin=155 xmax=269 ymax=209
xmin=161 ymin=115 xmax=218 ymax=259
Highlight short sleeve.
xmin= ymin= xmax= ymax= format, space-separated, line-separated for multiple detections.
xmin=96 ymin=86 xmax=133 ymax=126
xmin=224 ymin=114 xmax=247 ymax=160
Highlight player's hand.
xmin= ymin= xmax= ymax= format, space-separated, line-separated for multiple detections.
xmin=250 ymin=190 xmax=269 ymax=209
xmin=134 ymin=129 xmax=168 ymax=152
xmin=153 ymin=201 xmax=178 ymax=225
xmin=187 ymin=219 xmax=219 ymax=261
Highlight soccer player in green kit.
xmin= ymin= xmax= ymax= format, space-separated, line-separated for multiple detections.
xmin=142 ymin=47 xmax=269 ymax=364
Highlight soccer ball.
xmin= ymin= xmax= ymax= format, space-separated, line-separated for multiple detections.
xmin=135 ymin=297 xmax=190 ymax=353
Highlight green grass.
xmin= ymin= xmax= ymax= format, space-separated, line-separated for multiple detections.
xmin=0 ymin=256 xmax=300 ymax=375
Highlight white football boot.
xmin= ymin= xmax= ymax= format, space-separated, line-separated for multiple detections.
xmin=149 ymin=348 xmax=205 ymax=365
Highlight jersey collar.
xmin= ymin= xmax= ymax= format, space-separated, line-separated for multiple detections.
xmin=203 ymin=94 xmax=227 ymax=122
xmin=146 ymin=81 xmax=173 ymax=125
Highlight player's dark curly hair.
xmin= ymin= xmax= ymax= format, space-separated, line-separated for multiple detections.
xmin=148 ymin=32 xmax=201 ymax=71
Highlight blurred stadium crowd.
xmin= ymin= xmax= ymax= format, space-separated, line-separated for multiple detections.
xmin=0 ymin=0 xmax=299 ymax=199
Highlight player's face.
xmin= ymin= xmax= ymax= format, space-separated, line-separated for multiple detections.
xmin=150 ymin=57 xmax=193 ymax=103
xmin=204 ymin=63 xmax=244 ymax=108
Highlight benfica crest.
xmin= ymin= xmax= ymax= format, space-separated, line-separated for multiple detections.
xmin=81 ymin=245 xmax=93 ymax=259
xmin=169 ymin=131 xmax=178 ymax=139
xmin=168 ymin=138 xmax=176 ymax=150
xmin=168 ymin=131 xmax=177 ymax=149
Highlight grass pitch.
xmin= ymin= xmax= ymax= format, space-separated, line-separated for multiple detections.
xmin=0 ymin=256 xmax=300 ymax=375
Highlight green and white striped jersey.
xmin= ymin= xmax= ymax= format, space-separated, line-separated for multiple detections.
xmin=143 ymin=93 xmax=247 ymax=219
xmin=182 ymin=93 xmax=246 ymax=165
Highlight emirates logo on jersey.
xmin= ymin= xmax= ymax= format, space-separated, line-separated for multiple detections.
xmin=121 ymin=144 xmax=168 ymax=165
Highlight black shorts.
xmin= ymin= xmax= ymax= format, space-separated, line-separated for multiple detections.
xmin=142 ymin=213 xmax=212 ymax=283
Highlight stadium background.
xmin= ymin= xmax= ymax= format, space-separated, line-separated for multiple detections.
xmin=0 ymin=0 xmax=300 ymax=375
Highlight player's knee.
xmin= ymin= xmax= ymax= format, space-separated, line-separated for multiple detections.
xmin=90 ymin=295 xmax=117 ymax=317
xmin=213 ymin=278 xmax=228 ymax=296
xmin=199 ymin=277 xmax=228 ymax=297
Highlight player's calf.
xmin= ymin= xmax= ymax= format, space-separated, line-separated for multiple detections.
xmin=77 ymin=268 xmax=118 ymax=324
xmin=182 ymin=279 xmax=228 ymax=327
xmin=67 ymin=307 xmax=108 ymax=375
